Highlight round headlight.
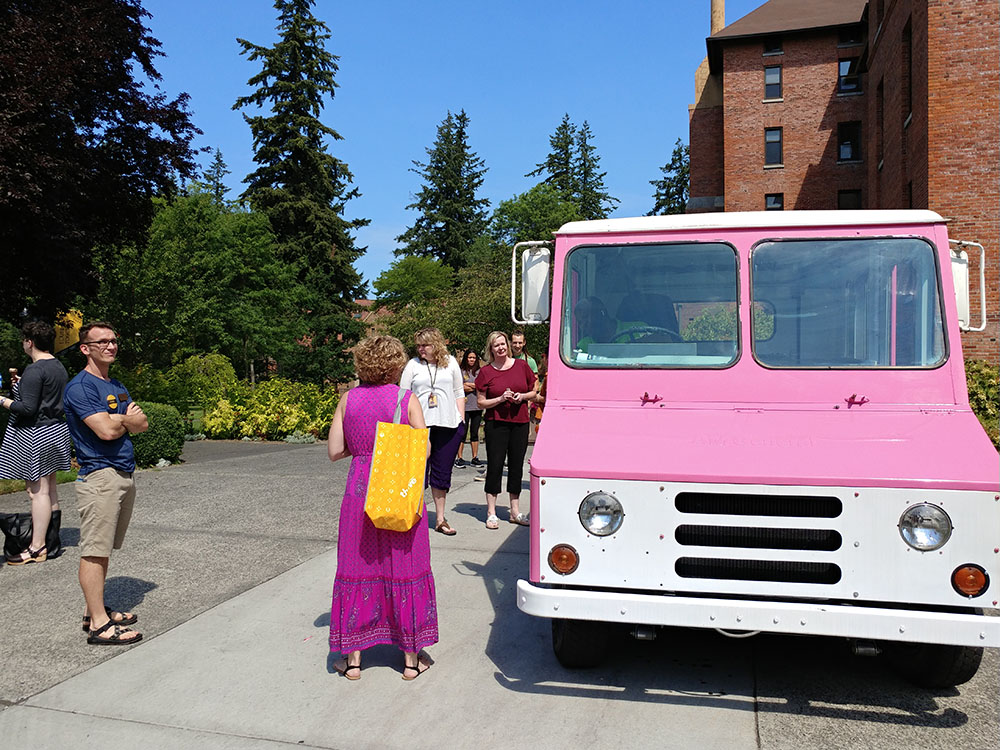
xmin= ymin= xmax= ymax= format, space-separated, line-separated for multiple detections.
xmin=579 ymin=491 xmax=624 ymax=536
xmin=898 ymin=503 xmax=952 ymax=551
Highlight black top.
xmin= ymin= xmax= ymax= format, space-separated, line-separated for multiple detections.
xmin=8 ymin=358 xmax=69 ymax=428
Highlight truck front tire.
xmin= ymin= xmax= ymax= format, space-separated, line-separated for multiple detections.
xmin=552 ymin=618 xmax=609 ymax=668
xmin=883 ymin=642 xmax=984 ymax=688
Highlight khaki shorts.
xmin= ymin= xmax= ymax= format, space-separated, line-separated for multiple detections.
xmin=76 ymin=467 xmax=136 ymax=558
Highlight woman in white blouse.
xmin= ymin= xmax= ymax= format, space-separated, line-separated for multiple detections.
xmin=400 ymin=328 xmax=466 ymax=536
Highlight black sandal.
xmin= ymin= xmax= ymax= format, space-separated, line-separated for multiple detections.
xmin=82 ymin=606 xmax=139 ymax=632
xmin=87 ymin=620 xmax=142 ymax=646
xmin=7 ymin=545 xmax=47 ymax=566
xmin=402 ymin=656 xmax=431 ymax=681
xmin=334 ymin=659 xmax=362 ymax=681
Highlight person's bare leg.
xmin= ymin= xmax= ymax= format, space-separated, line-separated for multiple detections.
xmin=47 ymin=473 xmax=60 ymax=512
xmin=470 ymin=440 xmax=479 ymax=461
xmin=431 ymin=487 xmax=449 ymax=525
xmin=80 ymin=556 xmax=110 ymax=629
xmin=333 ymin=649 xmax=362 ymax=678
xmin=25 ymin=477 xmax=52 ymax=552
xmin=509 ymin=493 xmax=522 ymax=519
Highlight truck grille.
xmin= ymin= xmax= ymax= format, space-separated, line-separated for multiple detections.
xmin=675 ymin=525 xmax=842 ymax=551
xmin=674 ymin=492 xmax=843 ymax=585
xmin=675 ymin=558 xmax=842 ymax=584
xmin=675 ymin=492 xmax=842 ymax=518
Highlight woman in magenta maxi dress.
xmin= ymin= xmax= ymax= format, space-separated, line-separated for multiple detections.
xmin=327 ymin=335 xmax=436 ymax=681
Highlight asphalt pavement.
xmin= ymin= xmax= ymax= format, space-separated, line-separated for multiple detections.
xmin=0 ymin=440 xmax=996 ymax=749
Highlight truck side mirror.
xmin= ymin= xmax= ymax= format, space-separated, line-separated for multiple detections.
xmin=511 ymin=242 xmax=551 ymax=324
xmin=949 ymin=240 xmax=986 ymax=332
xmin=950 ymin=249 xmax=970 ymax=330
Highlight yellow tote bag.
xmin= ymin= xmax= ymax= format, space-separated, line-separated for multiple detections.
xmin=364 ymin=388 xmax=429 ymax=532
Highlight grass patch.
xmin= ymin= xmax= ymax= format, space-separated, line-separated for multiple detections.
xmin=0 ymin=468 xmax=78 ymax=496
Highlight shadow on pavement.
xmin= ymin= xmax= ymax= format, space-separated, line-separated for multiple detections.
xmin=467 ymin=521 xmax=974 ymax=729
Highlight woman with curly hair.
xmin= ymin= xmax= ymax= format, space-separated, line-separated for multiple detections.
xmin=399 ymin=328 xmax=465 ymax=536
xmin=0 ymin=320 xmax=72 ymax=564
xmin=327 ymin=335 xmax=436 ymax=680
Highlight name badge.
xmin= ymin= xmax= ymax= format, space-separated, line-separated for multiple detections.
xmin=427 ymin=393 xmax=438 ymax=408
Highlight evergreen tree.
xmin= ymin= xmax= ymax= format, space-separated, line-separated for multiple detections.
xmin=202 ymin=148 xmax=231 ymax=208
xmin=526 ymin=113 xmax=577 ymax=201
xmin=527 ymin=115 xmax=617 ymax=220
xmin=574 ymin=121 xmax=619 ymax=220
xmin=396 ymin=110 xmax=489 ymax=270
xmin=233 ymin=0 xmax=366 ymax=382
xmin=648 ymin=139 xmax=690 ymax=216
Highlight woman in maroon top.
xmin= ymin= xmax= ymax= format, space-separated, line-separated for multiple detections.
xmin=474 ymin=331 xmax=538 ymax=529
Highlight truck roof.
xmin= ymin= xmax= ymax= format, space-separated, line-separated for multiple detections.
xmin=556 ymin=210 xmax=945 ymax=236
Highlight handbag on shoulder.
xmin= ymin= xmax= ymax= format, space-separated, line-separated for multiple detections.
xmin=364 ymin=388 xmax=429 ymax=532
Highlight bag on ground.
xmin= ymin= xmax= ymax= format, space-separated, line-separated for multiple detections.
xmin=364 ymin=388 xmax=428 ymax=532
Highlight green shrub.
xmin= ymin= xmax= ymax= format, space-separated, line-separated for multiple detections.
xmin=113 ymin=363 xmax=181 ymax=408
xmin=168 ymin=354 xmax=238 ymax=411
xmin=201 ymin=377 xmax=339 ymax=441
xmin=966 ymin=359 xmax=999 ymax=449
xmin=131 ymin=401 xmax=185 ymax=467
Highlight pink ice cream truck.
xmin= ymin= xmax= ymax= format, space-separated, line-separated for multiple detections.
xmin=512 ymin=210 xmax=998 ymax=687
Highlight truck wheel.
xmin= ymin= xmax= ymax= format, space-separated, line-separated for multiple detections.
xmin=552 ymin=618 xmax=609 ymax=668
xmin=883 ymin=642 xmax=984 ymax=688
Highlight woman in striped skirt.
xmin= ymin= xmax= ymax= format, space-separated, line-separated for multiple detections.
xmin=0 ymin=321 xmax=73 ymax=564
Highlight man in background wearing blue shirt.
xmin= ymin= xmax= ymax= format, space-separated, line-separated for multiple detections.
xmin=64 ymin=322 xmax=148 ymax=645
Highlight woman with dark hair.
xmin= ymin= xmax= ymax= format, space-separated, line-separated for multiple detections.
xmin=455 ymin=348 xmax=483 ymax=468
xmin=327 ymin=335 xmax=436 ymax=680
xmin=0 ymin=321 xmax=72 ymax=564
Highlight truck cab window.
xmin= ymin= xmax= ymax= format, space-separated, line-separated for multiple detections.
xmin=751 ymin=238 xmax=946 ymax=367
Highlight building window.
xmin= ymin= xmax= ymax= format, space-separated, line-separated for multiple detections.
xmin=765 ymin=193 xmax=784 ymax=211
xmin=764 ymin=128 xmax=783 ymax=166
xmin=764 ymin=66 xmax=782 ymax=99
xmin=763 ymin=36 xmax=782 ymax=55
xmin=838 ymin=190 xmax=862 ymax=210
xmin=838 ymin=58 xmax=861 ymax=93
xmin=838 ymin=25 xmax=863 ymax=46
xmin=838 ymin=122 xmax=862 ymax=161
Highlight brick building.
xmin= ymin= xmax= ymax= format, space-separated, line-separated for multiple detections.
xmin=688 ymin=0 xmax=998 ymax=359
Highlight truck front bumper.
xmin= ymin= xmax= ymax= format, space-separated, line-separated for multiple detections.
xmin=516 ymin=580 xmax=999 ymax=648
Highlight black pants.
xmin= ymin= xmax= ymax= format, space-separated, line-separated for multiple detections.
xmin=483 ymin=420 xmax=529 ymax=496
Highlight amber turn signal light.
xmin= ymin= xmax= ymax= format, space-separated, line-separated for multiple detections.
xmin=951 ymin=564 xmax=989 ymax=598
xmin=548 ymin=544 xmax=579 ymax=575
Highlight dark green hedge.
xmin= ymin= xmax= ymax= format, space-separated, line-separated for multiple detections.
xmin=131 ymin=401 xmax=185 ymax=467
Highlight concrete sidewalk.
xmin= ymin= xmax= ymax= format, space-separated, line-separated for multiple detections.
xmin=0 ymin=442 xmax=758 ymax=749
xmin=2 ymin=441 xmax=996 ymax=749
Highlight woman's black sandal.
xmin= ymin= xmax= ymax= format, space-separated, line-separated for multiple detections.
xmin=82 ymin=606 xmax=139 ymax=632
xmin=87 ymin=620 xmax=142 ymax=646
xmin=7 ymin=545 xmax=47 ymax=566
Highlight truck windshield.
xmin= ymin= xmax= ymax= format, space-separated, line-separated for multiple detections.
xmin=751 ymin=238 xmax=946 ymax=368
xmin=561 ymin=242 xmax=739 ymax=368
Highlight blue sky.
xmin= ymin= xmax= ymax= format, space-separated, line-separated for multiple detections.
xmin=143 ymin=0 xmax=763 ymax=288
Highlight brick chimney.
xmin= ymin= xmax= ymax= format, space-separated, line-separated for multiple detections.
xmin=711 ymin=0 xmax=725 ymax=35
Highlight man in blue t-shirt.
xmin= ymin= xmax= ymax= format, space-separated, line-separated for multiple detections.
xmin=64 ymin=321 xmax=148 ymax=645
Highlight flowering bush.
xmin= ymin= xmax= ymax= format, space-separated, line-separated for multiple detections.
xmin=201 ymin=378 xmax=339 ymax=441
